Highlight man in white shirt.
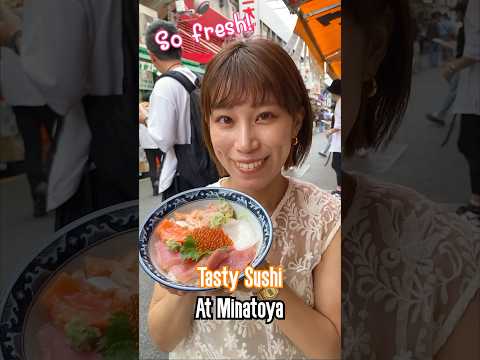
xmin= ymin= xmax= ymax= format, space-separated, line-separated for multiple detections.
xmin=144 ymin=20 xmax=218 ymax=199
xmin=0 ymin=0 xmax=138 ymax=228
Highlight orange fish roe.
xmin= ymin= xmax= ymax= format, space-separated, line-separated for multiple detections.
xmin=191 ymin=227 xmax=233 ymax=252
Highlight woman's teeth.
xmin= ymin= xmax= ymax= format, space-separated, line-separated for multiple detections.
xmin=235 ymin=160 xmax=264 ymax=170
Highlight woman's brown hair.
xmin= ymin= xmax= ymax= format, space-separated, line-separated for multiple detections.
xmin=200 ymin=38 xmax=313 ymax=176
xmin=344 ymin=0 xmax=413 ymax=155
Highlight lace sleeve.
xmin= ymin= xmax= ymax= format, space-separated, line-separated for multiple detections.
xmin=307 ymin=187 xmax=341 ymax=269
xmin=321 ymin=195 xmax=341 ymax=256
xmin=342 ymin=175 xmax=480 ymax=359
xmin=429 ymin=206 xmax=480 ymax=354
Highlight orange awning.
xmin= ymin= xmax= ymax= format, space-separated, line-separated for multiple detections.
xmin=293 ymin=0 xmax=341 ymax=78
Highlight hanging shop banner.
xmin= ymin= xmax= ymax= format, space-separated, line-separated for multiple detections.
xmin=293 ymin=0 xmax=341 ymax=78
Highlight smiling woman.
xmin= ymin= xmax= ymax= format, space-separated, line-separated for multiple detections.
xmin=201 ymin=40 xmax=313 ymax=193
xmin=146 ymin=38 xmax=341 ymax=359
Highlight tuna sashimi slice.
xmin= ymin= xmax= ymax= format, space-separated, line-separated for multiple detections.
xmin=169 ymin=261 xmax=198 ymax=283
xmin=154 ymin=240 xmax=183 ymax=270
xmin=169 ymin=245 xmax=257 ymax=283
xmin=205 ymin=247 xmax=234 ymax=270
xmin=218 ymin=245 xmax=257 ymax=271
xmin=37 ymin=324 xmax=101 ymax=360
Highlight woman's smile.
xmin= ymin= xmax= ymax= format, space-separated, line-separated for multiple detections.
xmin=209 ymin=100 xmax=299 ymax=192
xmin=233 ymin=156 xmax=269 ymax=174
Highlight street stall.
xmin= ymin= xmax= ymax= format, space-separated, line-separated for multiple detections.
xmin=283 ymin=0 xmax=341 ymax=79
xmin=281 ymin=0 xmax=340 ymax=139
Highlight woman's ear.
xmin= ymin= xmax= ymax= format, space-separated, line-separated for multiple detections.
xmin=363 ymin=8 xmax=393 ymax=80
xmin=293 ymin=110 xmax=304 ymax=137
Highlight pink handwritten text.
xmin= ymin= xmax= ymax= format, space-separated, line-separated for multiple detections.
xmin=154 ymin=11 xmax=255 ymax=51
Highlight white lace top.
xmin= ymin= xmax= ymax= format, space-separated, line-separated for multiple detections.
xmin=342 ymin=174 xmax=480 ymax=359
xmin=169 ymin=177 xmax=341 ymax=359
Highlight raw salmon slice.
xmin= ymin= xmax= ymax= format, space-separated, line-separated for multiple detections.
xmin=154 ymin=219 xmax=190 ymax=243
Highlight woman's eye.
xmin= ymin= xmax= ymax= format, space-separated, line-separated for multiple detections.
xmin=257 ymin=112 xmax=275 ymax=121
xmin=215 ymin=116 xmax=233 ymax=125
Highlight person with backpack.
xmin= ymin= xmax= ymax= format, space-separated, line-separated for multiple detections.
xmin=145 ymin=20 xmax=218 ymax=200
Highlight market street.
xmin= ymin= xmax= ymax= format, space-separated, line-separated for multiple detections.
xmin=346 ymin=66 xmax=470 ymax=207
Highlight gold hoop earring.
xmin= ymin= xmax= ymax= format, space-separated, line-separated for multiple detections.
xmin=292 ymin=137 xmax=299 ymax=146
xmin=367 ymin=77 xmax=377 ymax=98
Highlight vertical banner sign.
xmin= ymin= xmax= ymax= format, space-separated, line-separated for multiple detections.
xmin=239 ymin=0 xmax=257 ymax=35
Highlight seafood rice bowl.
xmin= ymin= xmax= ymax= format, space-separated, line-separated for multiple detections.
xmin=139 ymin=187 xmax=273 ymax=291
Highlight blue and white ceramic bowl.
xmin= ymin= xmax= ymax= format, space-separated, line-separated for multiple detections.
xmin=139 ymin=187 xmax=273 ymax=292
xmin=0 ymin=202 xmax=138 ymax=360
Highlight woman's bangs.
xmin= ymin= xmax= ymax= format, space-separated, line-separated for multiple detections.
xmin=208 ymin=52 xmax=278 ymax=110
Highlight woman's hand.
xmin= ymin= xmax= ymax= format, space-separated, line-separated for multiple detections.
xmin=326 ymin=128 xmax=340 ymax=138
xmin=442 ymin=57 xmax=478 ymax=81
xmin=272 ymin=231 xmax=341 ymax=359
xmin=139 ymin=103 xmax=148 ymax=124
xmin=148 ymin=283 xmax=203 ymax=352
xmin=441 ymin=62 xmax=456 ymax=81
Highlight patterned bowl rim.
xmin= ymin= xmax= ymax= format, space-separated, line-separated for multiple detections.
xmin=0 ymin=201 xmax=139 ymax=360
xmin=138 ymin=187 xmax=273 ymax=292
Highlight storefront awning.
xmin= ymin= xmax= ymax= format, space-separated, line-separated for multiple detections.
xmin=293 ymin=0 xmax=341 ymax=78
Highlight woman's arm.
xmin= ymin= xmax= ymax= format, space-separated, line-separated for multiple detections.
xmin=275 ymin=230 xmax=341 ymax=359
xmin=327 ymin=128 xmax=341 ymax=136
xmin=435 ymin=290 xmax=480 ymax=359
xmin=147 ymin=284 xmax=197 ymax=352
xmin=442 ymin=56 xmax=478 ymax=80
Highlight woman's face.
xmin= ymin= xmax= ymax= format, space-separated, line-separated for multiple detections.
xmin=209 ymin=100 xmax=301 ymax=192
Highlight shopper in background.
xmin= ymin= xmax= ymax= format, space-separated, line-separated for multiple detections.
xmin=145 ymin=20 xmax=218 ymax=200
xmin=427 ymin=12 xmax=442 ymax=67
xmin=326 ymin=79 xmax=341 ymax=197
xmin=439 ymin=13 xmax=455 ymax=60
xmin=0 ymin=0 xmax=138 ymax=228
xmin=12 ymin=106 xmax=56 ymax=216
xmin=447 ymin=0 xmax=480 ymax=226
xmin=139 ymin=100 xmax=163 ymax=196
xmin=426 ymin=2 xmax=467 ymax=125
xmin=0 ymin=3 xmax=57 ymax=217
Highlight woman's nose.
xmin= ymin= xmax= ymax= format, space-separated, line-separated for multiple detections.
xmin=235 ymin=123 xmax=259 ymax=153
